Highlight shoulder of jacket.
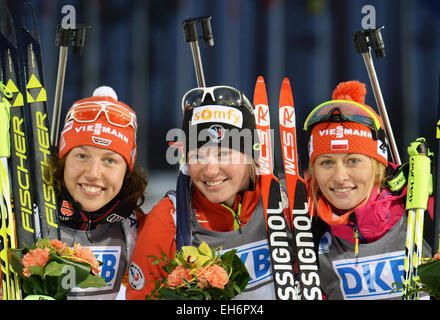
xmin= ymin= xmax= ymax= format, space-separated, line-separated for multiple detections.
xmin=146 ymin=193 xmax=177 ymax=226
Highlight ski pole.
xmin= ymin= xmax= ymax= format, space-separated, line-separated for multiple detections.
xmin=176 ymin=16 xmax=214 ymax=250
xmin=352 ymin=27 xmax=401 ymax=165
xmin=50 ymin=24 xmax=89 ymax=147
xmin=182 ymin=16 xmax=213 ymax=89
xmin=402 ymin=137 xmax=432 ymax=299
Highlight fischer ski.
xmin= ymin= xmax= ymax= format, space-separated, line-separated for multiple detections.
xmin=278 ymin=77 xmax=322 ymax=300
xmin=19 ymin=4 xmax=59 ymax=240
xmin=0 ymin=4 xmax=61 ymax=299
xmin=0 ymin=6 xmax=37 ymax=249
xmin=253 ymin=76 xmax=299 ymax=300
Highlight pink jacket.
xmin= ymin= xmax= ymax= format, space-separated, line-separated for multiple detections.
xmin=330 ymin=186 xmax=434 ymax=244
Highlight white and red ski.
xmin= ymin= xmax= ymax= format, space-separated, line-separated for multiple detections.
xmin=253 ymin=76 xmax=299 ymax=300
xmin=278 ymin=77 xmax=322 ymax=300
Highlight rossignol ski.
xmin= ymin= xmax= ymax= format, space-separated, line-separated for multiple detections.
xmin=19 ymin=4 xmax=59 ymax=240
xmin=278 ymin=78 xmax=322 ymax=300
xmin=253 ymin=76 xmax=299 ymax=300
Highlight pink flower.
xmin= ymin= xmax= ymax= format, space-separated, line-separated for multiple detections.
xmin=49 ymin=239 xmax=68 ymax=255
xmin=22 ymin=248 xmax=51 ymax=277
xmin=197 ymin=264 xmax=229 ymax=289
xmin=73 ymin=244 xmax=100 ymax=275
xmin=167 ymin=266 xmax=193 ymax=288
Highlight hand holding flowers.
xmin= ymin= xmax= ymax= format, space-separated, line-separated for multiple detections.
xmin=8 ymin=238 xmax=107 ymax=300
xmin=147 ymin=242 xmax=249 ymax=300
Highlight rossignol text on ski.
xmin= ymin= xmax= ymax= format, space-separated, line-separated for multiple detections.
xmin=278 ymin=77 xmax=322 ymax=300
xmin=253 ymin=76 xmax=300 ymax=300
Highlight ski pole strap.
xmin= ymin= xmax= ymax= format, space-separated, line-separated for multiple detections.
xmin=386 ymin=163 xmax=408 ymax=195
xmin=405 ymin=137 xmax=433 ymax=211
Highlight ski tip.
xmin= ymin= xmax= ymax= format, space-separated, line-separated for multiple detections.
xmin=0 ymin=7 xmax=17 ymax=45
xmin=253 ymin=75 xmax=268 ymax=106
xmin=257 ymin=75 xmax=265 ymax=83
xmin=282 ymin=77 xmax=291 ymax=86
xmin=279 ymin=77 xmax=294 ymax=107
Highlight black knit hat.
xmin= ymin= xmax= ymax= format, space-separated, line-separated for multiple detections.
xmin=181 ymin=87 xmax=259 ymax=162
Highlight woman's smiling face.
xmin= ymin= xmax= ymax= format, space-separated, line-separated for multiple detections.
xmin=63 ymin=145 xmax=127 ymax=212
xmin=188 ymin=146 xmax=252 ymax=207
xmin=313 ymin=153 xmax=374 ymax=210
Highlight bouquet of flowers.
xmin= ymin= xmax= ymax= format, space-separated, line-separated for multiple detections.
xmin=8 ymin=238 xmax=107 ymax=300
xmin=394 ymin=251 xmax=440 ymax=299
xmin=146 ymin=242 xmax=250 ymax=300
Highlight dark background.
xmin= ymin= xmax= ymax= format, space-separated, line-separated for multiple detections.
xmin=2 ymin=0 xmax=440 ymax=178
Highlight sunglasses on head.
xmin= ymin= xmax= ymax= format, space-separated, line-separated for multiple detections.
xmin=65 ymin=101 xmax=137 ymax=131
xmin=181 ymin=85 xmax=253 ymax=113
xmin=304 ymin=100 xmax=383 ymax=137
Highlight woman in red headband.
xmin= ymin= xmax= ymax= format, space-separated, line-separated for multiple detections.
xmin=51 ymin=86 xmax=147 ymax=299
xmin=305 ymin=81 xmax=433 ymax=300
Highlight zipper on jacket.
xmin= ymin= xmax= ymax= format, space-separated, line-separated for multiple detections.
xmin=353 ymin=225 xmax=359 ymax=257
xmin=221 ymin=202 xmax=242 ymax=230
xmin=348 ymin=213 xmax=364 ymax=257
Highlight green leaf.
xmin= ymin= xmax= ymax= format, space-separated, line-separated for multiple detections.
xmin=7 ymin=248 xmax=26 ymax=276
xmin=44 ymin=261 xmax=65 ymax=278
xmin=160 ymin=287 xmax=203 ymax=300
xmin=418 ymin=259 xmax=440 ymax=298
xmin=25 ymin=275 xmax=44 ymax=295
xmin=28 ymin=265 xmax=45 ymax=277
xmin=77 ymin=274 xmax=108 ymax=289
xmin=50 ymin=254 xmax=92 ymax=285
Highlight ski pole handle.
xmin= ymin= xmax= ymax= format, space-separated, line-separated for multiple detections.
xmin=182 ymin=17 xmax=214 ymax=88
xmin=406 ymin=137 xmax=433 ymax=210
xmin=352 ymin=27 xmax=401 ymax=165
xmin=50 ymin=24 xmax=89 ymax=147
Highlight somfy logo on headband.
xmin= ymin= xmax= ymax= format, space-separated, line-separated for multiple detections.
xmin=191 ymin=105 xmax=243 ymax=128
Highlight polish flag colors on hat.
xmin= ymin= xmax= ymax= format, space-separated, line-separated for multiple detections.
xmin=58 ymin=86 xmax=137 ymax=171
xmin=306 ymin=81 xmax=388 ymax=166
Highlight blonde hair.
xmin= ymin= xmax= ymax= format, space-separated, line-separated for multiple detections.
xmin=308 ymin=157 xmax=386 ymax=210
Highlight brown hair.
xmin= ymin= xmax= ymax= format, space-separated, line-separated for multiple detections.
xmin=49 ymin=154 xmax=148 ymax=208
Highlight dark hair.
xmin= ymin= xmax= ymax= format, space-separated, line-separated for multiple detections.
xmin=49 ymin=154 xmax=148 ymax=208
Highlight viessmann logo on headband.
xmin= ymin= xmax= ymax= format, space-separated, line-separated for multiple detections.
xmin=191 ymin=105 xmax=243 ymax=128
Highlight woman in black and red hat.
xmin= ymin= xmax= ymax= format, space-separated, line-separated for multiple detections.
xmin=127 ymin=85 xmax=293 ymax=300
xmin=52 ymin=86 xmax=147 ymax=299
